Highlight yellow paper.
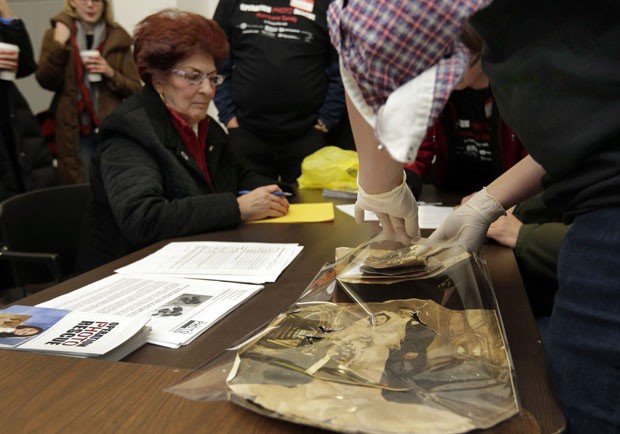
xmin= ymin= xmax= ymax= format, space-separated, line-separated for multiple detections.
xmin=249 ymin=203 xmax=335 ymax=224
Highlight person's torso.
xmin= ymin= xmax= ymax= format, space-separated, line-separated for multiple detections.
xmin=218 ymin=0 xmax=333 ymax=137
xmin=471 ymin=0 xmax=620 ymax=218
xmin=439 ymin=87 xmax=501 ymax=190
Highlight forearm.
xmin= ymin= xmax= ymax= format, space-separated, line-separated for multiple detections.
xmin=486 ymin=155 xmax=545 ymax=209
xmin=317 ymin=57 xmax=346 ymax=130
xmin=35 ymin=33 xmax=70 ymax=91
xmin=346 ymin=92 xmax=402 ymax=193
xmin=0 ymin=0 xmax=14 ymax=18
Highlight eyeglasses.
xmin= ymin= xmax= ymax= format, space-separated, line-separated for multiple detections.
xmin=77 ymin=0 xmax=104 ymax=5
xmin=171 ymin=69 xmax=225 ymax=87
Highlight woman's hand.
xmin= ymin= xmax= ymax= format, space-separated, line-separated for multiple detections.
xmin=83 ymin=53 xmax=115 ymax=79
xmin=53 ymin=21 xmax=71 ymax=46
xmin=355 ymin=172 xmax=420 ymax=244
xmin=0 ymin=48 xmax=18 ymax=71
xmin=226 ymin=117 xmax=239 ymax=129
xmin=486 ymin=207 xmax=522 ymax=248
xmin=237 ymin=185 xmax=289 ymax=221
xmin=429 ymin=188 xmax=506 ymax=253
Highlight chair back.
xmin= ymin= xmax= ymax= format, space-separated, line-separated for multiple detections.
xmin=0 ymin=184 xmax=91 ymax=286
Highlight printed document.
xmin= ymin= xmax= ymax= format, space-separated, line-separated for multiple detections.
xmin=39 ymin=274 xmax=262 ymax=348
xmin=114 ymin=241 xmax=303 ymax=284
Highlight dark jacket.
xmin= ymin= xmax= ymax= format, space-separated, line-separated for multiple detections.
xmin=472 ymin=1 xmax=620 ymax=220
xmin=35 ymin=12 xmax=141 ymax=184
xmin=77 ymin=85 xmax=280 ymax=271
xmin=0 ymin=18 xmax=56 ymax=202
xmin=404 ymin=87 xmax=527 ymax=198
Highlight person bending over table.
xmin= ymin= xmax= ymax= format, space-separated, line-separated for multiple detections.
xmin=77 ymin=9 xmax=290 ymax=272
xmin=328 ymin=1 xmax=620 ymax=432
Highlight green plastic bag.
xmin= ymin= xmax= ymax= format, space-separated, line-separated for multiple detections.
xmin=297 ymin=146 xmax=359 ymax=191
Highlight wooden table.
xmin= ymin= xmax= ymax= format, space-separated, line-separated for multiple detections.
xmin=0 ymin=188 xmax=565 ymax=434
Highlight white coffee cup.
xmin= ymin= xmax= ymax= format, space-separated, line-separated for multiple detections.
xmin=0 ymin=42 xmax=20 ymax=81
xmin=80 ymin=49 xmax=102 ymax=82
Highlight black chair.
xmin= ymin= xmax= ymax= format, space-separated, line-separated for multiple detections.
xmin=0 ymin=184 xmax=91 ymax=295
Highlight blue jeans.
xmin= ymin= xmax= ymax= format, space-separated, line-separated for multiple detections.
xmin=546 ymin=208 xmax=620 ymax=433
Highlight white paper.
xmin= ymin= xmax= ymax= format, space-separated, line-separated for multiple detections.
xmin=418 ymin=204 xmax=454 ymax=229
xmin=336 ymin=204 xmax=453 ymax=229
xmin=0 ymin=305 xmax=149 ymax=359
xmin=38 ymin=274 xmax=262 ymax=348
xmin=114 ymin=241 xmax=302 ymax=284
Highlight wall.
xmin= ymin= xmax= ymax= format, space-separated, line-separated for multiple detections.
xmin=9 ymin=0 xmax=220 ymax=113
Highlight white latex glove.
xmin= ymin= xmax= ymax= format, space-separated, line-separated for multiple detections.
xmin=355 ymin=172 xmax=420 ymax=244
xmin=429 ymin=187 xmax=506 ymax=253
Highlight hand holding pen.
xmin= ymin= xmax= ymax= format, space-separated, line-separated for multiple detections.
xmin=236 ymin=185 xmax=290 ymax=221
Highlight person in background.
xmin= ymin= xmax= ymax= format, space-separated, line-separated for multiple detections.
xmin=77 ymin=9 xmax=290 ymax=272
xmin=0 ymin=0 xmax=56 ymax=202
xmin=35 ymin=0 xmax=140 ymax=184
xmin=328 ymin=1 xmax=620 ymax=432
xmin=486 ymin=193 xmax=568 ymax=318
xmin=0 ymin=0 xmax=57 ymax=292
xmin=404 ymin=25 xmax=526 ymax=199
xmin=213 ymin=0 xmax=347 ymax=183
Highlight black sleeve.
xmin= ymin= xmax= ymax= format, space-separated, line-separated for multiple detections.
xmin=0 ymin=19 xmax=37 ymax=78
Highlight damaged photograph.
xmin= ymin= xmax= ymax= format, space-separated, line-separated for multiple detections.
xmin=168 ymin=235 xmax=519 ymax=434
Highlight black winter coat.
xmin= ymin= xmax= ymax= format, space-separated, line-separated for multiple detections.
xmin=77 ymin=85 xmax=280 ymax=271
xmin=0 ymin=19 xmax=56 ymax=201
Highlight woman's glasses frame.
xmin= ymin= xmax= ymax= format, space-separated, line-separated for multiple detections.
xmin=171 ymin=69 xmax=225 ymax=87
xmin=76 ymin=0 xmax=105 ymax=5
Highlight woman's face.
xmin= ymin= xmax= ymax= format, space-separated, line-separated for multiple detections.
xmin=454 ymin=58 xmax=489 ymax=90
xmin=154 ymin=53 xmax=217 ymax=126
xmin=69 ymin=0 xmax=105 ymax=26
xmin=14 ymin=327 xmax=40 ymax=336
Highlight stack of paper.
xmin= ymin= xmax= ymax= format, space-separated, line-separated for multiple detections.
xmin=114 ymin=241 xmax=303 ymax=284
xmin=0 ymin=305 xmax=150 ymax=360
xmin=37 ymin=241 xmax=303 ymax=349
xmin=39 ymin=274 xmax=263 ymax=348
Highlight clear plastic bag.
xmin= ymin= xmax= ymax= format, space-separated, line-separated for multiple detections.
xmin=296 ymin=146 xmax=359 ymax=191
xmin=167 ymin=233 xmax=519 ymax=434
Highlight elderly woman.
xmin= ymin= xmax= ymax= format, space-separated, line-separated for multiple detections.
xmin=77 ymin=9 xmax=290 ymax=272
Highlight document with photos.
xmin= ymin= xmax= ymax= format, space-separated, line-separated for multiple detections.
xmin=0 ymin=305 xmax=150 ymax=361
xmin=39 ymin=274 xmax=263 ymax=348
xmin=114 ymin=241 xmax=303 ymax=284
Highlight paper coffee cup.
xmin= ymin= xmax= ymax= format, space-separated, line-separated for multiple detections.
xmin=80 ymin=49 xmax=102 ymax=82
xmin=0 ymin=42 xmax=20 ymax=81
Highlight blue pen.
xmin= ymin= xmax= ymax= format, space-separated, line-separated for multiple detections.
xmin=238 ymin=190 xmax=292 ymax=197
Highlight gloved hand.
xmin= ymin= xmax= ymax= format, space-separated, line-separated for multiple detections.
xmin=429 ymin=187 xmax=506 ymax=253
xmin=355 ymin=172 xmax=420 ymax=244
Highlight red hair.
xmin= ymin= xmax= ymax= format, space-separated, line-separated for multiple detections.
xmin=133 ymin=9 xmax=229 ymax=85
